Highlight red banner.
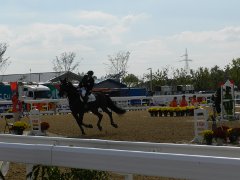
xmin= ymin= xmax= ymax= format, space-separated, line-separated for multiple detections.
xmin=10 ymin=82 xmax=18 ymax=92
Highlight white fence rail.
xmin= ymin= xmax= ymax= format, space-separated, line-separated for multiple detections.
xmin=0 ymin=96 xmax=152 ymax=115
xmin=0 ymin=135 xmax=240 ymax=180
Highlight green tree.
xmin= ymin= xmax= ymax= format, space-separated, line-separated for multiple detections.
xmin=191 ymin=67 xmax=210 ymax=91
xmin=172 ymin=68 xmax=192 ymax=86
xmin=209 ymin=65 xmax=225 ymax=90
xmin=122 ymin=74 xmax=139 ymax=87
xmin=153 ymin=67 xmax=169 ymax=86
xmin=143 ymin=67 xmax=170 ymax=91
xmin=226 ymin=58 xmax=240 ymax=88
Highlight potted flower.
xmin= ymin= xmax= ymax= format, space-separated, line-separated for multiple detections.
xmin=175 ymin=106 xmax=181 ymax=116
xmin=202 ymin=130 xmax=214 ymax=145
xmin=157 ymin=107 xmax=163 ymax=117
xmin=180 ymin=106 xmax=187 ymax=116
xmin=168 ymin=107 xmax=174 ymax=117
xmin=41 ymin=122 xmax=50 ymax=132
xmin=10 ymin=121 xmax=29 ymax=135
xmin=213 ymin=126 xmax=229 ymax=145
xmin=186 ymin=106 xmax=195 ymax=116
xmin=227 ymin=128 xmax=240 ymax=144
xmin=161 ymin=107 xmax=169 ymax=117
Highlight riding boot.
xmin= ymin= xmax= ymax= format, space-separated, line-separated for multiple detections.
xmin=83 ymin=96 xmax=88 ymax=109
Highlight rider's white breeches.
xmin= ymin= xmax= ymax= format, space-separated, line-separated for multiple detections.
xmin=81 ymin=88 xmax=86 ymax=96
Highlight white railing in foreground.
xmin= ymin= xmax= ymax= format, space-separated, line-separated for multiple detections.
xmin=0 ymin=135 xmax=240 ymax=180
xmin=2 ymin=141 xmax=240 ymax=180
xmin=0 ymin=134 xmax=240 ymax=158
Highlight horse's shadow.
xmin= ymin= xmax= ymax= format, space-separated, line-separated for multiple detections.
xmin=68 ymin=131 xmax=119 ymax=139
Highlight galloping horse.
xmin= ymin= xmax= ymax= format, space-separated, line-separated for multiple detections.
xmin=59 ymin=79 xmax=126 ymax=135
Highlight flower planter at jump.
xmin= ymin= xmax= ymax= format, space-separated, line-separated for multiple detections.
xmin=200 ymin=125 xmax=240 ymax=146
xmin=12 ymin=129 xmax=24 ymax=135
xmin=175 ymin=111 xmax=181 ymax=116
xmin=10 ymin=121 xmax=29 ymax=135
xmin=147 ymin=106 xmax=199 ymax=118
xmin=169 ymin=112 xmax=174 ymax=117
xmin=158 ymin=110 xmax=163 ymax=117
xmin=203 ymin=130 xmax=214 ymax=145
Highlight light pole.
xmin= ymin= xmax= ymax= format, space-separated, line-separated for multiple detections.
xmin=30 ymin=68 xmax=31 ymax=82
xmin=147 ymin=68 xmax=153 ymax=92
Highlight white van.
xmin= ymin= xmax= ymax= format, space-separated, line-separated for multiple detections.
xmin=19 ymin=84 xmax=52 ymax=100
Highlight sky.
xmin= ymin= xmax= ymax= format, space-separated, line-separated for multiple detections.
xmin=1 ymin=0 xmax=240 ymax=79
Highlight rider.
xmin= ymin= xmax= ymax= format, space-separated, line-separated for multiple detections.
xmin=78 ymin=70 xmax=95 ymax=105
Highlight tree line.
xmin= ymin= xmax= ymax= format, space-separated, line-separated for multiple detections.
xmin=1 ymin=42 xmax=240 ymax=92
xmin=122 ymin=59 xmax=240 ymax=92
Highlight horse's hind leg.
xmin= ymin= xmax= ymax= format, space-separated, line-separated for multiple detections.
xmin=91 ymin=109 xmax=103 ymax=131
xmin=102 ymin=108 xmax=118 ymax=128
xmin=78 ymin=112 xmax=93 ymax=129
xmin=72 ymin=113 xmax=86 ymax=135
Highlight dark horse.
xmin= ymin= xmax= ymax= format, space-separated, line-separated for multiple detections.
xmin=59 ymin=79 xmax=126 ymax=135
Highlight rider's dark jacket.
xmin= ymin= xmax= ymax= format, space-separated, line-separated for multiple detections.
xmin=79 ymin=74 xmax=94 ymax=95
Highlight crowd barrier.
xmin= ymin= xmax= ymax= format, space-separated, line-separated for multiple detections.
xmin=2 ymin=95 xmax=240 ymax=116
xmin=0 ymin=96 xmax=153 ymax=116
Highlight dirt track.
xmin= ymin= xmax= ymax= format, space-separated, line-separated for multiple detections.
xmin=1 ymin=110 xmax=240 ymax=179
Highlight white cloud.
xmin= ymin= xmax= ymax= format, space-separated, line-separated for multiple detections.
xmin=120 ymin=13 xmax=149 ymax=26
xmin=2 ymin=18 xmax=240 ymax=77
xmin=171 ymin=27 xmax=240 ymax=43
xmin=128 ymin=39 xmax=172 ymax=63
xmin=125 ymin=26 xmax=240 ymax=76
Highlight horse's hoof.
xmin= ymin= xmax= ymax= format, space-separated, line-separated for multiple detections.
xmin=112 ymin=123 xmax=118 ymax=128
xmin=98 ymin=126 xmax=102 ymax=131
xmin=88 ymin=124 xmax=93 ymax=128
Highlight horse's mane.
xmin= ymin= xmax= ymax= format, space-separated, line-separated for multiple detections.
xmin=61 ymin=80 xmax=78 ymax=95
xmin=67 ymin=81 xmax=77 ymax=91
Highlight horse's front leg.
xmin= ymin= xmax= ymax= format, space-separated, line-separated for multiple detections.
xmin=72 ymin=112 xmax=86 ymax=135
xmin=80 ymin=112 xmax=93 ymax=129
xmin=102 ymin=107 xmax=118 ymax=128
xmin=91 ymin=109 xmax=103 ymax=131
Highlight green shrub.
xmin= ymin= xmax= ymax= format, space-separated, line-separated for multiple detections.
xmin=27 ymin=165 xmax=109 ymax=180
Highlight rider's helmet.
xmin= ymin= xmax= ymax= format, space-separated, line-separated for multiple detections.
xmin=87 ymin=70 xmax=94 ymax=76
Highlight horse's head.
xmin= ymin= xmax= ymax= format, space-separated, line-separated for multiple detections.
xmin=59 ymin=78 xmax=69 ymax=97
xmin=59 ymin=78 xmax=78 ymax=98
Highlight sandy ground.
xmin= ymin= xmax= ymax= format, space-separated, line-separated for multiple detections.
xmin=1 ymin=109 xmax=240 ymax=180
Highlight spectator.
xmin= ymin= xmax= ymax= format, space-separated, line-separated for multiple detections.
xmin=180 ymin=95 xmax=188 ymax=107
xmin=170 ymin=97 xmax=178 ymax=107
xmin=191 ymin=95 xmax=199 ymax=107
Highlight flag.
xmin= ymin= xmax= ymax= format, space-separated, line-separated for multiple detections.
xmin=10 ymin=82 xmax=18 ymax=92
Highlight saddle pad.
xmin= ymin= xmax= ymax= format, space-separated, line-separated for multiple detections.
xmin=88 ymin=94 xmax=96 ymax=102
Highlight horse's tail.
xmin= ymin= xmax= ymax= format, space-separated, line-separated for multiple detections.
xmin=106 ymin=95 xmax=126 ymax=114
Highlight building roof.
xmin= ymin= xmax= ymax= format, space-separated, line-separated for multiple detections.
xmin=49 ymin=71 xmax=81 ymax=82
xmin=94 ymin=79 xmax=127 ymax=89
xmin=0 ymin=71 xmax=81 ymax=83
xmin=0 ymin=72 xmax=61 ymax=83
